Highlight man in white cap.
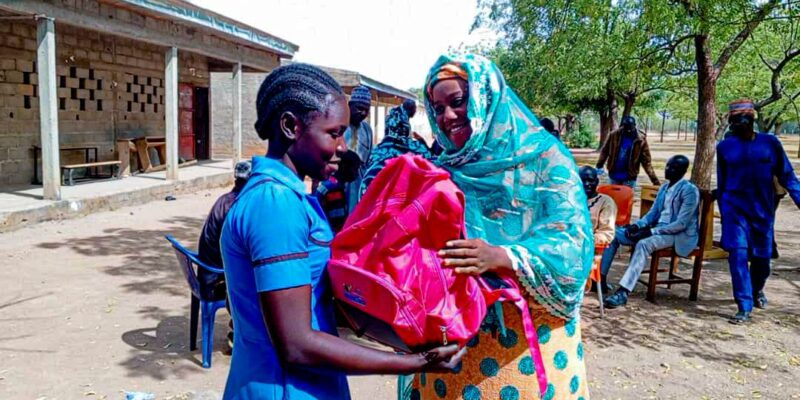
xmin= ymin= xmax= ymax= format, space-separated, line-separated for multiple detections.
xmin=343 ymin=85 xmax=374 ymax=212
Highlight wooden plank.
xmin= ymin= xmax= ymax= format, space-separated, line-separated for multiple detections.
xmin=702 ymin=247 xmax=729 ymax=260
xmin=134 ymin=137 xmax=152 ymax=171
xmin=62 ymin=160 xmax=120 ymax=168
xmin=116 ymin=140 xmax=132 ymax=177
xmin=639 ymin=184 xmax=660 ymax=217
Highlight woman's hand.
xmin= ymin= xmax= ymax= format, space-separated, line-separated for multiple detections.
xmin=419 ymin=344 xmax=468 ymax=373
xmin=438 ymin=239 xmax=512 ymax=275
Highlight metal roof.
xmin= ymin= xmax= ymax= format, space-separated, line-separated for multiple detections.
xmin=282 ymin=60 xmax=416 ymax=102
xmin=118 ymin=0 xmax=298 ymax=57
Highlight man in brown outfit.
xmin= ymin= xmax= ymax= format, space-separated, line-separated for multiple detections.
xmin=596 ymin=116 xmax=661 ymax=187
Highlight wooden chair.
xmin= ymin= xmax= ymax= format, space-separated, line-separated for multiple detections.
xmin=638 ymin=189 xmax=714 ymax=303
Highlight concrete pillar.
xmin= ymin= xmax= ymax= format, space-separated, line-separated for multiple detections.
xmin=36 ymin=17 xmax=60 ymax=200
xmin=232 ymin=62 xmax=242 ymax=165
xmin=164 ymin=47 xmax=179 ymax=181
xmin=376 ymin=106 xmax=385 ymax=143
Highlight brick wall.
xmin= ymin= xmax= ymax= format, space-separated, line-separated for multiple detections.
xmin=0 ymin=20 xmax=209 ymax=186
xmin=210 ymin=72 xmax=268 ymax=159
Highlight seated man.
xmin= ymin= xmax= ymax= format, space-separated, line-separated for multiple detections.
xmin=197 ymin=160 xmax=251 ymax=348
xmin=600 ymin=155 xmax=699 ymax=309
xmin=314 ymin=150 xmax=361 ymax=233
xmin=579 ymin=166 xmax=617 ymax=292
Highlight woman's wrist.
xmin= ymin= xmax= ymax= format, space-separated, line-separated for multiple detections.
xmin=491 ymin=245 xmax=514 ymax=272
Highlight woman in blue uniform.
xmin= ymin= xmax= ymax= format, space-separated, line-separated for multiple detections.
xmin=220 ymin=64 xmax=465 ymax=399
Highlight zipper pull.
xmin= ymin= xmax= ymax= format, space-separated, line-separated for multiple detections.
xmin=440 ymin=326 xmax=448 ymax=345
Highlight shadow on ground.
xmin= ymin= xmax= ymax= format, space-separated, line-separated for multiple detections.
xmin=120 ymin=314 xmax=230 ymax=380
xmin=34 ymin=214 xmax=234 ymax=379
xmin=36 ymin=215 xmax=205 ymax=297
xmin=583 ymin=226 xmax=800 ymax=377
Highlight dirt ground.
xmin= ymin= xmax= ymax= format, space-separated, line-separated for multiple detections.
xmin=1 ymin=138 xmax=799 ymax=400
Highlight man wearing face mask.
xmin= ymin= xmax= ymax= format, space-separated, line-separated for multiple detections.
xmin=716 ymin=99 xmax=800 ymax=324
xmin=579 ymin=166 xmax=617 ymax=293
xmin=600 ymin=155 xmax=699 ymax=309
xmin=342 ymin=85 xmax=374 ymax=212
xmin=596 ymin=116 xmax=661 ymax=187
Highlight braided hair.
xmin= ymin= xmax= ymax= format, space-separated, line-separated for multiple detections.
xmin=254 ymin=63 xmax=344 ymax=141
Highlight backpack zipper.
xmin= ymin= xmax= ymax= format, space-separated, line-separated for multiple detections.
xmin=440 ymin=325 xmax=448 ymax=345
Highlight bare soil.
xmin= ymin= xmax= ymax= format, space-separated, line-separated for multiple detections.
xmin=1 ymin=138 xmax=798 ymax=399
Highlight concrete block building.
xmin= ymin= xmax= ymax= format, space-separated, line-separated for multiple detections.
xmin=0 ymin=0 xmax=297 ymax=199
xmin=211 ymin=61 xmax=419 ymax=159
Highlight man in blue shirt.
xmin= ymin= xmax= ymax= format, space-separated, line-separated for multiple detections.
xmin=343 ymin=85 xmax=374 ymax=212
xmin=313 ymin=150 xmax=360 ymax=232
xmin=717 ymin=99 xmax=800 ymax=324
xmin=596 ymin=116 xmax=661 ymax=187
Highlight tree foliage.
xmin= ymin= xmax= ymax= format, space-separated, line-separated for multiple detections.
xmin=475 ymin=0 xmax=799 ymax=188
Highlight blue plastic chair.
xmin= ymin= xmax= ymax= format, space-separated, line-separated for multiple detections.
xmin=165 ymin=235 xmax=227 ymax=368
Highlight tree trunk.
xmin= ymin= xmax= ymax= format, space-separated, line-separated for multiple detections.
xmin=660 ymin=113 xmax=666 ymax=143
xmin=774 ymin=121 xmax=783 ymax=135
xmin=677 ymin=119 xmax=683 ymax=140
xmin=622 ymin=93 xmax=635 ymax=117
xmin=564 ymin=113 xmax=577 ymax=133
xmin=715 ymin=119 xmax=729 ymax=140
xmin=598 ymin=89 xmax=618 ymax=147
xmin=755 ymin=112 xmax=776 ymax=133
xmin=691 ymin=34 xmax=719 ymax=190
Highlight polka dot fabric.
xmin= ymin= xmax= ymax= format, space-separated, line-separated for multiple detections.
xmin=408 ymin=301 xmax=588 ymax=399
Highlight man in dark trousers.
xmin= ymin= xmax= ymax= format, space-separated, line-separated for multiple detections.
xmin=596 ymin=116 xmax=660 ymax=187
xmin=197 ymin=160 xmax=251 ymax=348
xmin=716 ymin=99 xmax=800 ymax=324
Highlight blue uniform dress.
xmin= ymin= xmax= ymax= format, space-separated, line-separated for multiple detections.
xmin=220 ymin=156 xmax=351 ymax=400
xmin=717 ymin=133 xmax=800 ymax=311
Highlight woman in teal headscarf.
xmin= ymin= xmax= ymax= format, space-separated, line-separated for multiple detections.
xmin=405 ymin=53 xmax=593 ymax=399
xmin=359 ymin=102 xmax=433 ymax=197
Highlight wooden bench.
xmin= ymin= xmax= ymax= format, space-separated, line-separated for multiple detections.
xmin=638 ymin=189 xmax=714 ymax=303
xmin=61 ymin=160 xmax=121 ymax=186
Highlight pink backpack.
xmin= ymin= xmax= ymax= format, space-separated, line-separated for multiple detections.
xmin=328 ymin=154 xmax=547 ymax=395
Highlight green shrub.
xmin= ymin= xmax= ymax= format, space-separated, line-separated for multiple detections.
xmin=563 ymin=122 xmax=598 ymax=148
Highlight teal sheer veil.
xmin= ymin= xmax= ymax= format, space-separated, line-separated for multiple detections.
xmin=423 ymin=53 xmax=594 ymax=319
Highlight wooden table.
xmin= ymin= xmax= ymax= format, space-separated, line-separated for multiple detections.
xmin=116 ymin=136 xmax=167 ymax=175
xmin=32 ymin=145 xmax=98 ymax=185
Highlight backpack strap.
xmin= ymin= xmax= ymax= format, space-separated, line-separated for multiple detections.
xmin=232 ymin=178 xmax=274 ymax=206
xmin=514 ymin=294 xmax=549 ymax=397
xmin=479 ymin=278 xmax=548 ymax=397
